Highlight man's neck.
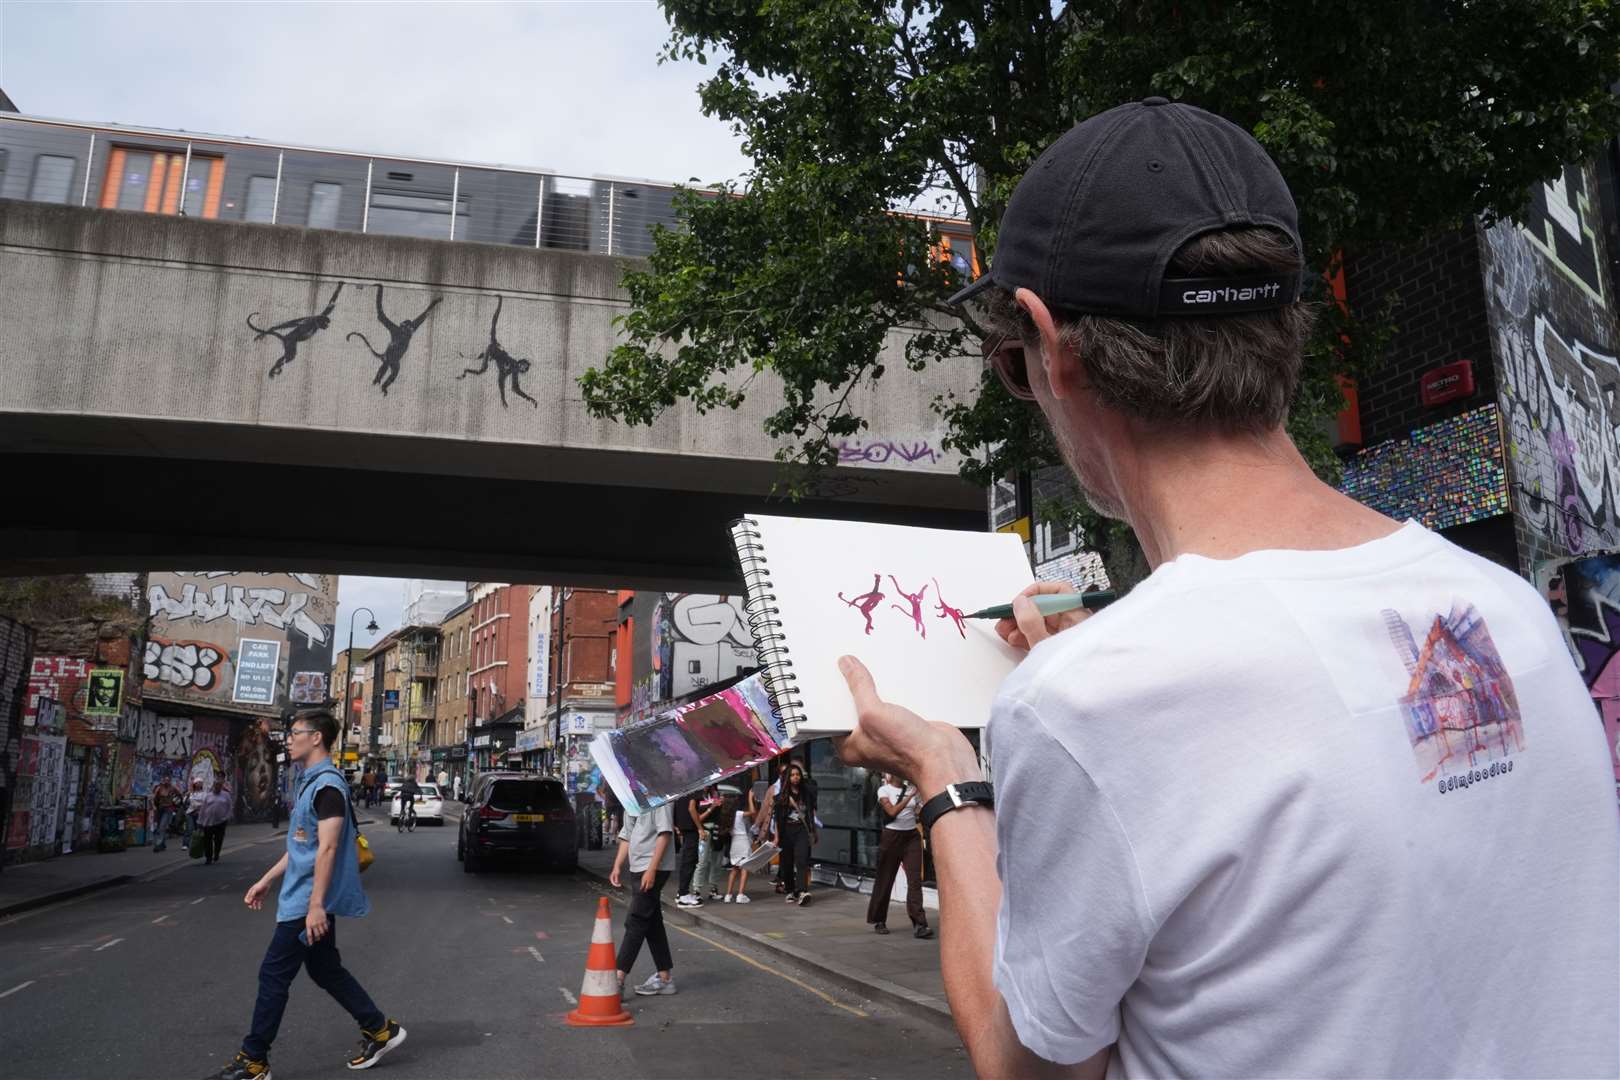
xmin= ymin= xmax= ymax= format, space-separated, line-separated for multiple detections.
xmin=1119 ymin=426 xmax=1399 ymax=567
xmin=305 ymin=749 xmax=330 ymax=770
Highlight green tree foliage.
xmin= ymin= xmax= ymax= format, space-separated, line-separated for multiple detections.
xmin=582 ymin=0 xmax=1620 ymax=500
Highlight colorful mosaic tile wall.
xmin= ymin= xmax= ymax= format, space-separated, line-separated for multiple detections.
xmin=1340 ymin=404 xmax=1509 ymax=529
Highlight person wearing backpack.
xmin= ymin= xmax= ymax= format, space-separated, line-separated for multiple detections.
xmin=205 ymin=709 xmax=406 ymax=1080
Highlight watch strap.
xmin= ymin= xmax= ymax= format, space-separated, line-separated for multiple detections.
xmin=919 ymin=781 xmax=994 ymax=831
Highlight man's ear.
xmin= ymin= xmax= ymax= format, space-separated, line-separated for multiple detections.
xmin=1014 ymin=287 xmax=1081 ymax=400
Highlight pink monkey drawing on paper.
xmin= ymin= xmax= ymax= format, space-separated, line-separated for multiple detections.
xmin=933 ymin=579 xmax=968 ymax=638
xmin=889 ymin=576 xmax=930 ymax=638
xmin=838 ymin=574 xmax=886 ymax=635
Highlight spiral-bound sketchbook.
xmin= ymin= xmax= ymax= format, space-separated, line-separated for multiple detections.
xmin=729 ymin=514 xmax=1035 ymax=735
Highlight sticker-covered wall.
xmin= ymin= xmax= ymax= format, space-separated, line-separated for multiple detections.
xmin=1480 ymin=161 xmax=1620 ymax=569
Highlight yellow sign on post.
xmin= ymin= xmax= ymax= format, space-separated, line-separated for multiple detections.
xmin=997 ymin=516 xmax=1031 ymax=543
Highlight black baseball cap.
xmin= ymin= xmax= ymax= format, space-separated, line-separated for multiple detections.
xmin=949 ymin=97 xmax=1303 ymax=317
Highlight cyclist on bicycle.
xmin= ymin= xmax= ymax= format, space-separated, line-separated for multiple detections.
xmin=396 ymin=777 xmax=421 ymax=829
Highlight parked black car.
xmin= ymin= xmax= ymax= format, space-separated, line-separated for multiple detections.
xmin=457 ymin=772 xmax=577 ymax=873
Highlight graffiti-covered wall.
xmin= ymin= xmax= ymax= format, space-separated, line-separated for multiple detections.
xmin=1538 ymin=552 xmax=1620 ymax=809
xmin=650 ymin=594 xmax=756 ymax=705
xmin=1481 ymin=160 xmax=1620 ymax=571
xmin=144 ymin=572 xmax=337 ymax=715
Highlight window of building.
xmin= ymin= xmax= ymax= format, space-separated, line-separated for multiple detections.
xmin=308 ymin=182 xmax=341 ymax=229
xmin=31 ymin=154 xmax=76 ymax=204
xmin=244 ymin=175 xmax=277 ymax=223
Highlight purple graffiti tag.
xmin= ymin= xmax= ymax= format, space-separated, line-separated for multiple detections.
xmin=888 ymin=576 xmax=930 ymax=638
xmin=836 ymin=440 xmax=941 ymax=467
xmin=837 ymin=574 xmax=886 ymax=635
xmin=932 ymin=579 xmax=967 ymax=638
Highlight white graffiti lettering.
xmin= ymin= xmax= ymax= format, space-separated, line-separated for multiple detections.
xmin=143 ymin=640 xmax=224 ymax=691
xmin=148 ymin=583 xmax=330 ymax=646
xmin=177 ymin=571 xmax=324 ymax=590
xmin=136 ymin=714 xmax=194 ymax=760
xmin=1485 ymin=209 xmax=1620 ymax=562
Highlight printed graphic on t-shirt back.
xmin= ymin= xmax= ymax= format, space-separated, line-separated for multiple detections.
xmin=1381 ymin=601 xmax=1525 ymax=787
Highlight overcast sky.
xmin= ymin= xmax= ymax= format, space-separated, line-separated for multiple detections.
xmin=0 ymin=1 xmax=754 ymax=639
xmin=0 ymin=0 xmax=752 ymax=184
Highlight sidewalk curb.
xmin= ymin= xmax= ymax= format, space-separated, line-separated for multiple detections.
xmin=576 ymin=860 xmax=955 ymax=1030
xmin=0 ymin=827 xmax=290 ymax=920
xmin=0 ymin=873 xmax=135 ymax=919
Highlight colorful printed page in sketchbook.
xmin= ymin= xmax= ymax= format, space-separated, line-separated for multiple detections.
xmin=589 ymin=673 xmax=790 ymax=814
xmin=729 ymin=514 xmax=1034 ymax=735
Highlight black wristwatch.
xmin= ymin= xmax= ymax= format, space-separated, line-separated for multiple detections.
xmin=918 ymin=781 xmax=995 ymax=831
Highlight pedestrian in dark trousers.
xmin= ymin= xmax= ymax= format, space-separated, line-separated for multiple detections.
xmin=205 ymin=709 xmax=405 ymax=1080
xmin=867 ymin=773 xmax=933 ymax=938
xmin=674 ymin=792 xmax=701 ymax=906
xmin=197 ymin=780 xmax=233 ymax=864
xmin=150 ymin=778 xmax=181 ymax=852
xmin=609 ymin=802 xmax=677 ymax=998
xmin=774 ymin=763 xmax=819 ymax=906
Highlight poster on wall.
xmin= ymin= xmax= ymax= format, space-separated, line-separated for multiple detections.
xmin=290 ymin=671 xmax=327 ymax=704
xmin=85 ymin=668 xmax=125 ymax=716
xmin=27 ymin=733 xmax=67 ymax=850
xmin=233 ymin=639 xmax=281 ymax=705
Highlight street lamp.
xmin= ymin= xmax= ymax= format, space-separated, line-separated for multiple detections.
xmin=340 ymin=607 xmax=380 ymax=767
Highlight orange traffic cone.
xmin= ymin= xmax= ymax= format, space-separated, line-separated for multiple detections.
xmin=566 ymin=896 xmax=633 ymax=1027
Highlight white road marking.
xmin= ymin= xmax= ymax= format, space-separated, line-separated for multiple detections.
xmin=527 ymin=946 xmax=545 ymax=964
xmin=190 ymin=897 xmax=206 ymax=905
xmin=0 ymin=980 xmax=35 ymax=999
xmin=93 ymin=938 xmax=124 ymax=952
xmin=151 ymin=915 xmax=169 ymax=925
xmin=501 ymin=915 xmax=514 ymax=925
xmin=559 ymin=987 xmax=578 ymax=1006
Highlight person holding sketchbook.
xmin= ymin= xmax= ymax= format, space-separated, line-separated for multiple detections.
xmin=832 ymin=98 xmax=1619 ymax=1079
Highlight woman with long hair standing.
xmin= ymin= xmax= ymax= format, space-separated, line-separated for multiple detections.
xmin=773 ymin=763 xmax=818 ymax=906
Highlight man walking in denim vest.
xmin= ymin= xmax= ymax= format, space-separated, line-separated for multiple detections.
xmin=205 ymin=709 xmax=406 ymax=1080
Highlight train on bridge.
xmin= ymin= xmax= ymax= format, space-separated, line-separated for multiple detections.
xmin=0 ymin=110 xmax=977 ymax=271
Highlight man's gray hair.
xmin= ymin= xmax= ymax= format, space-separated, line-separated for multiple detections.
xmin=978 ymin=226 xmax=1317 ymax=430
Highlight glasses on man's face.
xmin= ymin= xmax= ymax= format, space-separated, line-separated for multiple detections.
xmin=983 ymin=333 xmax=1036 ymax=402
xmin=288 ymin=728 xmax=316 ymax=740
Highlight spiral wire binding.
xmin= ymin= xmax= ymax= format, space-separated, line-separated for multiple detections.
xmin=730 ymin=517 xmax=806 ymax=734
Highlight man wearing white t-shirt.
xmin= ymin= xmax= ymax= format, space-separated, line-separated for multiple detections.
xmin=867 ymin=774 xmax=932 ymax=938
xmin=837 ymin=98 xmax=1619 ymax=1078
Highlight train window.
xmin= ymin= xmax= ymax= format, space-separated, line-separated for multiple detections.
xmin=30 ymin=154 xmax=76 ymax=204
xmin=308 ymin=182 xmax=342 ymax=229
xmin=115 ymin=151 xmax=154 ymax=211
xmin=181 ymin=158 xmax=213 ymax=217
xmin=367 ymin=188 xmax=468 ymax=239
xmin=244 ymin=175 xmax=277 ymax=223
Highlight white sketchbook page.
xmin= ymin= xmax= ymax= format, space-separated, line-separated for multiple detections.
xmin=751 ymin=514 xmax=1034 ymax=733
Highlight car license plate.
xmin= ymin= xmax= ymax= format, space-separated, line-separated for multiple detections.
xmin=513 ymin=813 xmax=545 ymax=823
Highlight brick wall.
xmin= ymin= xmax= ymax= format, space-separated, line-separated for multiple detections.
xmin=1343 ymin=225 xmax=1498 ymax=447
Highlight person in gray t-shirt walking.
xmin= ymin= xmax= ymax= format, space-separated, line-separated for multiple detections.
xmin=609 ymin=802 xmax=677 ymax=997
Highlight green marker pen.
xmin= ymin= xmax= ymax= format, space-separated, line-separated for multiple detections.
xmin=964 ymin=590 xmax=1116 ymax=621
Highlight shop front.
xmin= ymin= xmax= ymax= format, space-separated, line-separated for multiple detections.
xmin=515 ymin=726 xmax=547 ymax=773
